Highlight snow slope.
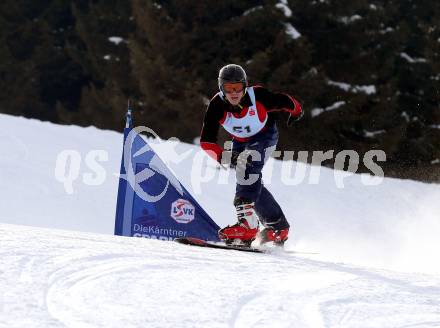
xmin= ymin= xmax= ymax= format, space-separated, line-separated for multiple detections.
xmin=2 ymin=223 xmax=440 ymax=328
xmin=1 ymin=114 xmax=440 ymax=327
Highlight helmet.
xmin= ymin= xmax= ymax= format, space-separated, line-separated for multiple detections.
xmin=218 ymin=64 xmax=247 ymax=94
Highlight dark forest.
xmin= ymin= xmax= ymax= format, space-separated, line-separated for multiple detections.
xmin=0 ymin=0 xmax=439 ymax=181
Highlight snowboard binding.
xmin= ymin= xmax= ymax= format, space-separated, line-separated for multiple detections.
xmin=224 ymin=238 xmax=254 ymax=248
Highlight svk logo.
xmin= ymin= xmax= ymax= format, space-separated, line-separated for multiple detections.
xmin=171 ymin=199 xmax=195 ymax=224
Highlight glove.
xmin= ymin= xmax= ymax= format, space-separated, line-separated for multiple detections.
xmin=287 ymin=109 xmax=304 ymax=127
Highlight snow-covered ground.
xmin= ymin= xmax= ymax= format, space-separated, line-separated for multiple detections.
xmin=3 ymin=223 xmax=440 ymax=328
xmin=1 ymin=113 xmax=440 ymax=327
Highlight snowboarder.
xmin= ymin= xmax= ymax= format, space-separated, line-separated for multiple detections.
xmin=200 ymin=64 xmax=303 ymax=246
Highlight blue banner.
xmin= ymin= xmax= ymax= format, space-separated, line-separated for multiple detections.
xmin=114 ymin=105 xmax=220 ymax=242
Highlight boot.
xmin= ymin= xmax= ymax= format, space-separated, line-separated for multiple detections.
xmin=258 ymin=227 xmax=289 ymax=246
xmin=218 ymin=199 xmax=259 ymax=246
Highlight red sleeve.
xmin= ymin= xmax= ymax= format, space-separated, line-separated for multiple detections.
xmin=200 ymin=94 xmax=228 ymax=163
xmin=200 ymin=142 xmax=223 ymax=162
xmin=253 ymin=86 xmax=303 ymax=118
xmin=282 ymin=94 xmax=303 ymax=118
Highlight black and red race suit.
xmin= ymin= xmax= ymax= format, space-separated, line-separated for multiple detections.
xmin=200 ymin=85 xmax=302 ymax=162
xmin=199 ymin=85 xmax=303 ymax=231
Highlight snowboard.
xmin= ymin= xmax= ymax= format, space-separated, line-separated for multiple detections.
xmin=174 ymin=237 xmax=266 ymax=253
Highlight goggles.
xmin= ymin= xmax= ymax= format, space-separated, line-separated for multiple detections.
xmin=223 ymin=82 xmax=245 ymax=94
